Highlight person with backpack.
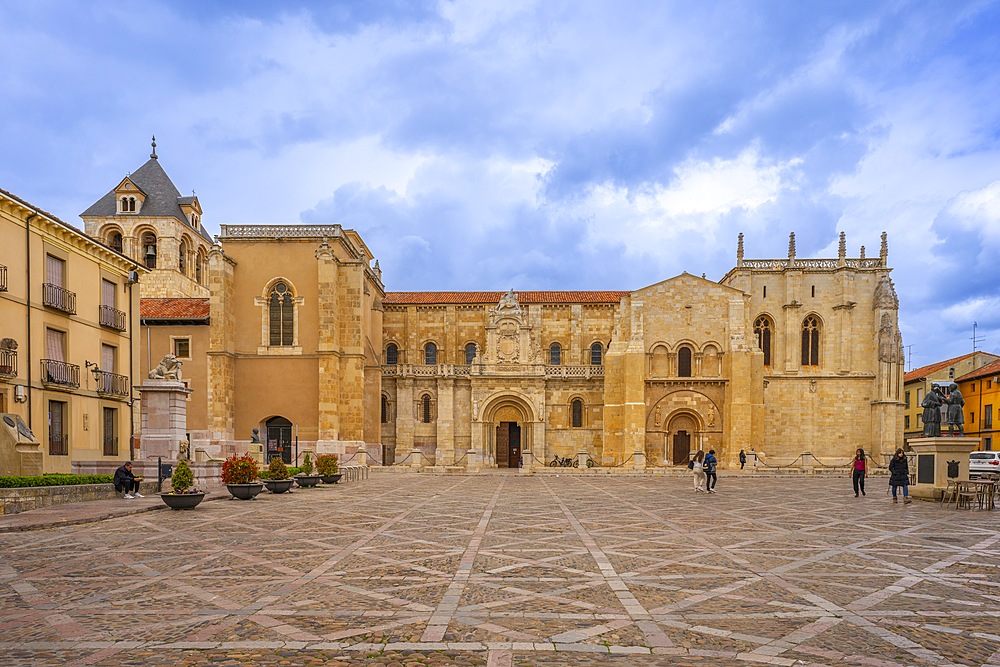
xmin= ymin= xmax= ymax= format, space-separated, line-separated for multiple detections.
xmin=852 ymin=448 xmax=867 ymax=497
xmin=691 ymin=450 xmax=706 ymax=492
xmin=703 ymin=449 xmax=718 ymax=493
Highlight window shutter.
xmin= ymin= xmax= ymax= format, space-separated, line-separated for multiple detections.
xmin=46 ymin=255 xmax=64 ymax=287
xmin=46 ymin=329 xmax=65 ymax=362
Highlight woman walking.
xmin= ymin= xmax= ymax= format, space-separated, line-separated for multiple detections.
xmin=692 ymin=450 xmax=706 ymax=492
xmin=852 ymin=448 xmax=867 ymax=497
xmin=888 ymin=448 xmax=912 ymax=504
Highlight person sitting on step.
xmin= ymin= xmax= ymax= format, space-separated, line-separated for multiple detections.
xmin=113 ymin=461 xmax=144 ymax=499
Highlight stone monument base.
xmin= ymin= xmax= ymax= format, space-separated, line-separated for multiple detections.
xmin=906 ymin=437 xmax=978 ymax=500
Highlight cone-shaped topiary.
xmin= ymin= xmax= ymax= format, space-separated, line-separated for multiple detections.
xmin=300 ymin=452 xmax=314 ymax=475
xmin=316 ymin=454 xmax=339 ymax=476
xmin=267 ymin=456 xmax=290 ymax=480
xmin=171 ymin=459 xmax=195 ymax=493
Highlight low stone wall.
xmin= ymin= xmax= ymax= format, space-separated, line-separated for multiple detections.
xmin=1 ymin=481 xmax=160 ymax=515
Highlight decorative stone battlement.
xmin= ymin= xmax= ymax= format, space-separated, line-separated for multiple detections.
xmin=739 ymin=258 xmax=884 ymax=270
xmin=219 ymin=224 xmax=344 ymax=239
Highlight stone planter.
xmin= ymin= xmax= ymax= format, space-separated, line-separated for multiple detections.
xmin=294 ymin=474 xmax=322 ymax=488
xmin=159 ymin=491 xmax=207 ymax=510
xmin=320 ymin=473 xmax=342 ymax=484
xmin=226 ymin=482 xmax=264 ymax=500
xmin=263 ymin=479 xmax=294 ymax=494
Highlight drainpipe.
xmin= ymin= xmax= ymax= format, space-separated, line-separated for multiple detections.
xmin=24 ymin=212 xmax=36 ymax=430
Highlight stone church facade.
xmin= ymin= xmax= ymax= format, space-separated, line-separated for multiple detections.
xmin=80 ymin=147 xmax=905 ymax=468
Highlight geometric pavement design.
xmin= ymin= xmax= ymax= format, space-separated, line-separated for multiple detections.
xmin=0 ymin=473 xmax=999 ymax=667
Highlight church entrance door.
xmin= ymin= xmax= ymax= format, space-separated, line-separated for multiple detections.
xmin=673 ymin=430 xmax=691 ymax=465
xmin=495 ymin=422 xmax=521 ymax=468
xmin=266 ymin=416 xmax=293 ymax=464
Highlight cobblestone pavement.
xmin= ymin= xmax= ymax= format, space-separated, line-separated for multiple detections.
xmin=1 ymin=473 xmax=999 ymax=667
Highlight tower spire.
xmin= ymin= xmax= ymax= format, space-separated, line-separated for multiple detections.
xmin=737 ymin=232 xmax=744 ymax=265
xmin=150 ymin=135 xmax=158 ymax=160
xmin=879 ymin=231 xmax=888 ymax=265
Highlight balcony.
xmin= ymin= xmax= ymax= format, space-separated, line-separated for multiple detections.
xmin=40 ymin=359 xmax=80 ymax=389
xmin=99 ymin=305 xmax=127 ymax=331
xmin=0 ymin=264 xmax=6 ymax=291
xmin=94 ymin=370 xmax=130 ymax=397
xmin=42 ymin=283 xmax=77 ymax=314
xmin=0 ymin=348 xmax=15 ymax=378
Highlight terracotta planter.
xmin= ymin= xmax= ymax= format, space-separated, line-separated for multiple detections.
xmin=320 ymin=473 xmax=342 ymax=484
xmin=159 ymin=491 xmax=207 ymax=510
xmin=263 ymin=479 xmax=294 ymax=494
xmin=294 ymin=474 xmax=322 ymax=488
xmin=226 ymin=482 xmax=264 ymax=500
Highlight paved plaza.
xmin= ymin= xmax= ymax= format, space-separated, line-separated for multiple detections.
xmin=1 ymin=473 xmax=999 ymax=667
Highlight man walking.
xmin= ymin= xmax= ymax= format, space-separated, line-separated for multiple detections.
xmin=704 ymin=449 xmax=718 ymax=493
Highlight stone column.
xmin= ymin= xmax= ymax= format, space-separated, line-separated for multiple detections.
xmin=138 ymin=379 xmax=193 ymax=459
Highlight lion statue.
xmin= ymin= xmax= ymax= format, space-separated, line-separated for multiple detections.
xmin=148 ymin=353 xmax=183 ymax=380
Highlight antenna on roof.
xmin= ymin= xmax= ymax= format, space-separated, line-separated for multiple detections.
xmin=972 ymin=322 xmax=985 ymax=353
xmin=906 ymin=344 xmax=914 ymax=372
xmin=150 ymin=135 xmax=158 ymax=160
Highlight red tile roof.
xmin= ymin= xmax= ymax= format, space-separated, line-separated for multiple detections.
xmin=384 ymin=291 xmax=631 ymax=305
xmin=141 ymin=298 xmax=210 ymax=320
xmin=904 ymin=352 xmax=991 ymax=383
xmin=956 ymin=358 xmax=1000 ymax=383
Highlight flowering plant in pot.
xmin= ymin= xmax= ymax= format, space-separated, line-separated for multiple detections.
xmin=294 ymin=452 xmax=322 ymax=488
xmin=221 ymin=454 xmax=263 ymax=500
xmin=262 ymin=457 xmax=294 ymax=494
xmin=159 ymin=459 xmax=207 ymax=509
xmin=316 ymin=454 xmax=342 ymax=484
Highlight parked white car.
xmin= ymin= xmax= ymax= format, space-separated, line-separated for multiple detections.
xmin=969 ymin=451 xmax=1000 ymax=478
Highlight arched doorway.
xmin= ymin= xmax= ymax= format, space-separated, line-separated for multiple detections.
xmin=265 ymin=416 xmax=293 ymax=464
xmin=494 ymin=405 xmax=522 ymax=468
xmin=480 ymin=395 xmax=535 ymax=469
xmin=667 ymin=413 xmax=697 ymax=465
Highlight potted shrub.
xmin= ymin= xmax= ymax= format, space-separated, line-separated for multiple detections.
xmin=316 ymin=453 xmax=342 ymax=484
xmin=262 ymin=457 xmax=294 ymax=494
xmin=221 ymin=453 xmax=263 ymax=500
xmin=294 ymin=452 xmax=322 ymax=488
xmin=159 ymin=459 xmax=207 ymax=509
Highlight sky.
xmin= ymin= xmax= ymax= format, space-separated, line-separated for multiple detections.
xmin=1 ymin=0 xmax=999 ymax=370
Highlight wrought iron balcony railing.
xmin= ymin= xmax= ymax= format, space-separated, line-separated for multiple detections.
xmin=0 ymin=348 xmax=15 ymax=378
xmin=42 ymin=283 xmax=77 ymax=314
xmin=40 ymin=359 xmax=80 ymax=388
xmin=94 ymin=371 xmax=130 ymax=397
xmin=99 ymin=305 xmax=127 ymax=331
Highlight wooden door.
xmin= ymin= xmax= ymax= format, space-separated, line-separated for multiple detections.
xmin=508 ymin=423 xmax=521 ymax=468
xmin=673 ymin=430 xmax=691 ymax=465
xmin=496 ymin=424 xmax=509 ymax=467
xmin=267 ymin=418 xmax=293 ymax=464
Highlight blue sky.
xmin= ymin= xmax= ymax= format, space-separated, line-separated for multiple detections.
xmin=2 ymin=0 xmax=999 ymax=370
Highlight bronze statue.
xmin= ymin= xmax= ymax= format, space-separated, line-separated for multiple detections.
xmin=920 ymin=385 xmax=942 ymax=437
xmin=944 ymin=383 xmax=965 ymax=436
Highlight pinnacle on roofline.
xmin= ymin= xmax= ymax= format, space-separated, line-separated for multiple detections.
xmin=150 ymin=135 xmax=157 ymax=160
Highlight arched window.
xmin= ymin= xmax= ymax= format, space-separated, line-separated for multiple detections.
xmin=108 ymin=231 xmax=123 ymax=253
xmin=424 ymin=342 xmax=437 ymax=365
xmin=651 ymin=344 xmax=669 ymax=376
xmin=465 ymin=342 xmax=477 ymax=365
xmin=677 ymin=346 xmax=692 ymax=377
xmin=754 ymin=316 xmax=773 ymax=366
xmin=590 ymin=342 xmax=603 ymax=366
xmin=195 ymin=249 xmax=205 ymax=284
xmin=178 ymin=242 xmax=187 ymax=274
xmin=550 ymin=343 xmax=561 ymax=365
xmin=801 ymin=316 xmax=820 ymax=366
xmin=381 ymin=395 xmax=390 ymax=424
xmin=141 ymin=232 xmax=157 ymax=269
xmin=571 ymin=399 xmax=583 ymax=428
xmin=421 ymin=394 xmax=432 ymax=423
xmin=386 ymin=343 xmax=398 ymax=365
xmin=269 ymin=282 xmax=294 ymax=346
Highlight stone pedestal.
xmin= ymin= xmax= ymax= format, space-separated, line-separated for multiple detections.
xmin=410 ymin=449 xmax=423 ymax=469
xmin=521 ymin=449 xmax=533 ymax=470
xmin=465 ymin=449 xmax=481 ymax=470
xmin=907 ymin=437 xmax=978 ymax=500
xmin=248 ymin=442 xmax=264 ymax=464
xmin=138 ymin=379 xmax=192 ymax=459
xmin=633 ymin=451 xmax=646 ymax=470
xmin=577 ymin=451 xmax=589 ymax=469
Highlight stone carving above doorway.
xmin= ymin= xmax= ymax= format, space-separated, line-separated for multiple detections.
xmin=478 ymin=290 xmax=542 ymax=373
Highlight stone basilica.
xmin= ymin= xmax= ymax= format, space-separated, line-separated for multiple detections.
xmin=81 ymin=147 xmax=905 ymax=469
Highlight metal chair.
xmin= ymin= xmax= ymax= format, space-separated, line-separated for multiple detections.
xmin=940 ymin=479 xmax=959 ymax=506
xmin=955 ymin=481 xmax=978 ymax=510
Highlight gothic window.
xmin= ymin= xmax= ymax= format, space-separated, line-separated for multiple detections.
xmin=141 ymin=232 xmax=157 ymax=269
xmin=801 ymin=315 xmax=820 ymax=366
xmin=421 ymin=394 xmax=432 ymax=423
xmin=754 ymin=315 xmax=773 ymax=366
xmin=550 ymin=342 xmax=561 ymax=365
xmin=590 ymin=342 xmax=603 ymax=366
xmin=571 ymin=399 xmax=583 ymax=428
xmin=424 ymin=342 xmax=437 ymax=365
xmin=386 ymin=343 xmax=398 ymax=365
xmin=677 ymin=345 xmax=692 ymax=377
xmin=269 ymin=282 xmax=294 ymax=346
xmin=465 ymin=342 xmax=477 ymax=364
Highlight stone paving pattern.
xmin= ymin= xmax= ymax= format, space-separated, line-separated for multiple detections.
xmin=1 ymin=473 xmax=999 ymax=667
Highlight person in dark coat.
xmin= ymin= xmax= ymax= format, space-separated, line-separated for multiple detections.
xmin=113 ymin=462 xmax=143 ymax=499
xmin=739 ymin=449 xmax=747 ymax=470
xmin=703 ymin=449 xmax=718 ymax=493
xmin=888 ymin=448 xmax=911 ymax=504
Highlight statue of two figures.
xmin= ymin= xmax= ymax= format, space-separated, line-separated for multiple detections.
xmin=920 ymin=383 xmax=964 ymax=437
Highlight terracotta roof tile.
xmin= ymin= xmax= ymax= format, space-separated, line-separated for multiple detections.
xmin=140 ymin=298 xmax=210 ymax=320
xmin=384 ymin=291 xmax=630 ymax=305
xmin=904 ymin=352 xmax=990 ymax=383
xmin=955 ymin=358 xmax=1000 ymax=383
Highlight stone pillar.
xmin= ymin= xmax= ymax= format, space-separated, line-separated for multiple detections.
xmin=633 ymin=450 xmax=646 ymax=469
xmin=410 ymin=448 xmax=423 ymax=469
xmin=907 ymin=437 xmax=978 ymax=500
xmin=356 ymin=448 xmax=368 ymax=466
xmin=577 ymin=451 xmax=590 ymax=469
xmin=138 ymin=379 xmax=192 ymax=459
xmin=466 ymin=449 xmax=481 ymax=470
